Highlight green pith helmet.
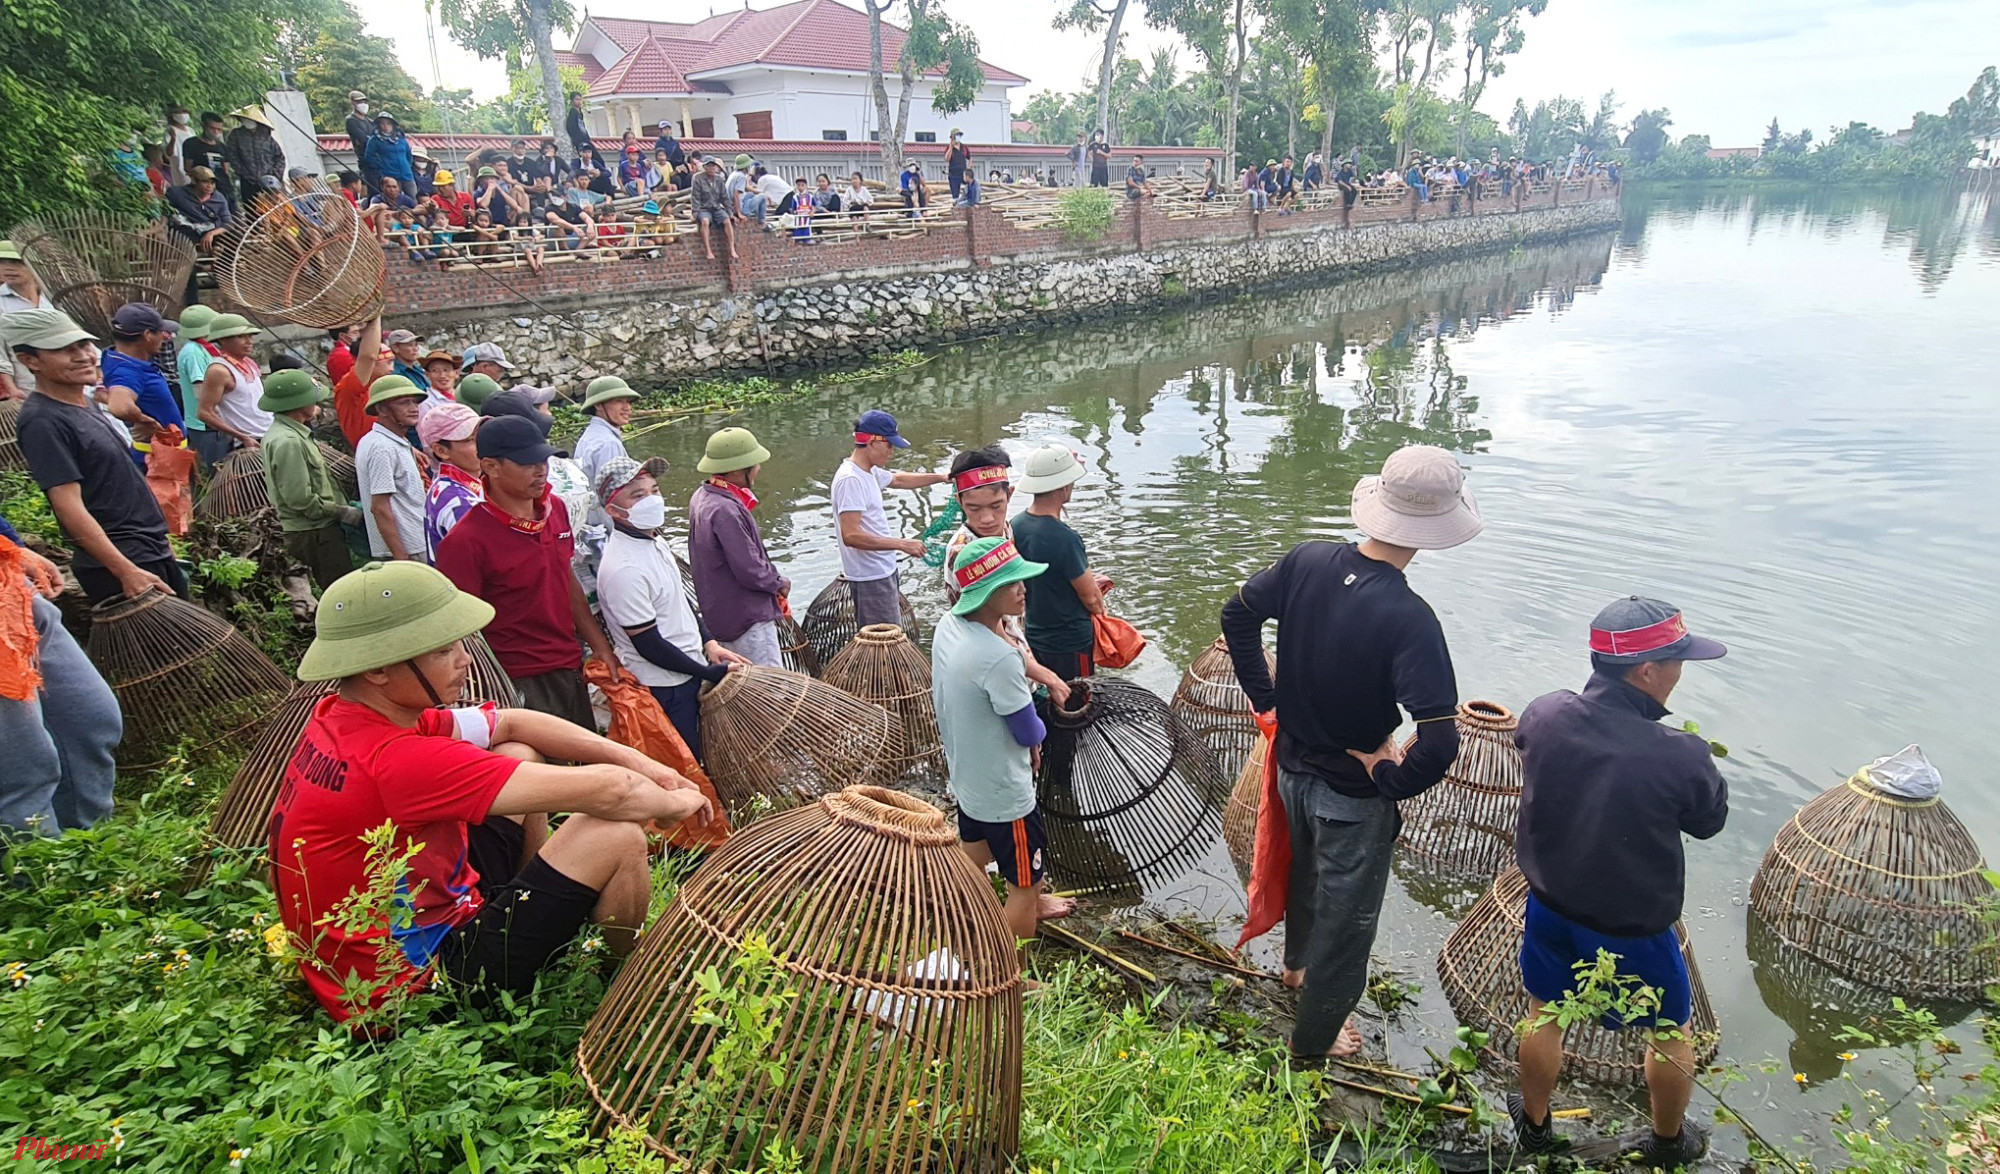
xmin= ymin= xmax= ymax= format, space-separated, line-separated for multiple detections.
xmin=364 ymin=374 xmax=424 ymax=411
xmin=205 ymin=313 xmax=258 ymax=341
xmin=177 ymin=304 xmax=217 ymax=339
xmin=697 ymin=426 xmax=772 ymax=475
xmin=580 ymin=375 xmax=639 ymax=412
xmin=455 ymin=372 xmax=502 ymax=408
xmin=297 ymin=561 xmax=496 ymax=682
xmin=257 ymin=368 xmax=327 ymax=413
xmin=949 ymin=536 xmax=1048 ymax=616
xmin=0 ymin=240 xmax=20 ymax=261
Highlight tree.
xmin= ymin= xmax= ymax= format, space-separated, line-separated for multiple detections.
xmin=1455 ymin=0 xmax=1544 ymax=156
xmin=295 ymin=4 xmax=431 ymax=132
xmin=1267 ymin=0 xmax=1375 ymax=167
xmin=1623 ymin=107 xmax=1672 ymax=165
xmin=1579 ymin=89 xmax=1620 ymax=151
xmin=430 ymin=0 xmax=577 ymax=157
xmin=1762 ymin=117 xmax=1783 ymax=153
xmin=1947 ymin=65 xmax=1999 ymax=141
xmin=1055 ymin=0 xmax=1134 ymax=151
xmin=865 ymin=0 xmax=985 ymax=174
xmin=1381 ymin=0 xmax=1455 ymax=163
xmin=1826 ymin=120 xmax=1883 ymax=153
xmin=1143 ymin=0 xmax=1248 ymax=173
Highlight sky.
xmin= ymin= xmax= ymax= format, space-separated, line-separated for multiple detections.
xmin=349 ymin=0 xmax=2000 ymax=147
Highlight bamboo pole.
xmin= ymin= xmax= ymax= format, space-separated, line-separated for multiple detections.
xmin=1112 ymin=929 xmax=1276 ymax=981
xmin=1039 ymin=923 xmax=1158 ymax=984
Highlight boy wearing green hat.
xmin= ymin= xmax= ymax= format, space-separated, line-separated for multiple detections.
xmin=270 ymin=560 xmax=713 ymax=1027
xmin=355 ymin=375 xmax=429 ymax=562
xmin=571 ymin=375 xmax=638 ymax=498
xmin=933 ymin=537 xmax=1077 ymax=940
xmin=193 ymin=313 xmax=272 ymax=454
xmin=260 ymin=369 xmax=362 ymax=589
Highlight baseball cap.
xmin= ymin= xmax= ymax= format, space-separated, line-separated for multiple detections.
xmin=348 ymin=90 xmax=368 ymax=101
xmin=384 ymin=329 xmax=420 ymax=345
xmin=286 ymin=166 xmax=316 ymax=181
xmin=594 ymin=455 xmax=646 ymax=503
xmin=507 ymin=382 xmax=558 ymax=405
xmin=259 ymin=175 xmax=282 ymax=190
xmin=3 ymin=308 xmax=95 ymax=350
xmin=460 ymin=342 xmax=515 ymax=371
xmin=187 ymin=166 xmax=215 ymax=182
xmin=658 ymin=120 xmax=673 ymax=129
xmin=478 ymin=390 xmax=553 ymax=438
xmin=854 ymin=408 xmax=909 ymax=448
xmin=111 ymin=303 xmax=178 ymax=337
xmin=477 ymin=414 xmax=558 ymax=464
xmin=1588 ymin=597 xmax=1727 ymax=663
xmin=417 ymin=402 xmax=481 ymax=449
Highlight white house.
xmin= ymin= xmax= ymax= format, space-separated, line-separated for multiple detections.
xmin=557 ymin=0 xmax=1027 ymax=146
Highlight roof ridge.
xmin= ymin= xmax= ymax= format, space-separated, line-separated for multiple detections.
xmin=758 ymin=0 xmax=824 ymax=63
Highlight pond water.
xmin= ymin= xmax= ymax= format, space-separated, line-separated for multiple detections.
xmin=629 ymin=185 xmax=2000 ymax=1152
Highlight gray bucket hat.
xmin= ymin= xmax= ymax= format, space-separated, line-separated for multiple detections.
xmin=1350 ymin=445 xmax=1483 ymax=550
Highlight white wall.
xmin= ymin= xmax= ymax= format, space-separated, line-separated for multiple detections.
xmin=264 ymin=90 xmax=325 ymax=176
xmin=612 ymin=71 xmax=1014 ymax=144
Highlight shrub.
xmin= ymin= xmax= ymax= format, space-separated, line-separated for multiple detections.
xmin=1054 ymin=188 xmax=1118 ymax=243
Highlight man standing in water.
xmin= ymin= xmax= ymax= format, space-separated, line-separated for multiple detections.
xmin=1220 ymin=445 xmax=1480 ymax=1059
xmin=832 ymin=409 xmax=945 ymax=628
xmin=1010 ymin=444 xmax=1108 ymax=682
xmin=1508 ymin=597 xmax=1728 ymax=1167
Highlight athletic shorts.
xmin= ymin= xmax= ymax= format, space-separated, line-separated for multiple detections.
xmin=694 ymin=208 xmax=729 ymax=228
xmin=436 ymin=817 xmax=601 ymax=1000
xmin=958 ymin=807 xmax=1048 ymax=888
xmin=1519 ymin=890 xmax=1690 ymax=1030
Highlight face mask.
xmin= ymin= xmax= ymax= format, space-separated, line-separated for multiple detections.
xmin=171 ymin=112 xmax=190 ymax=126
xmin=356 ymin=102 xmax=369 ymax=115
xmin=623 ymin=494 xmax=667 ymax=531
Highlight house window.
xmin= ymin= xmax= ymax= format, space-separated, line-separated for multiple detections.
xmin=821 ymin=130 xmax=848 ymax=141
xmin=691 ymin=117 xmax=715 ymax=138
xmin=868 ymin=130 xmax=880 ymax=142
xmin=913 ymin=131 xmax=937 ymax=143
xmin=735 ymin=111 xmax=774 ymax=140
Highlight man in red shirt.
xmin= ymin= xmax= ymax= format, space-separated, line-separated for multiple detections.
xmin=332 ymin=316 xmax=386 ymax=450
xmin=269 ymin=560 xmax=712 ymax=1028
xmin=432 ymin=414 xmax=632 ymax=726
xmin=430 ymin=170 xmax=475 ymax=227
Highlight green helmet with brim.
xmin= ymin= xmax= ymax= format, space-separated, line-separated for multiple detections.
xmin=948 ymin=536 xmax=1047 ymax=615
xmin=297 ymin=561 xmax=496 ymax=682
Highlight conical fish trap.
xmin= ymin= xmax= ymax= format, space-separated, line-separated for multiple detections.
xmin=86 ymin=589 xmax=293 ymax=769
xmin=1397 ymin=700 xmax=1524 ymax=882
xmin=217 ymin=183 xmax=384 ymax=328
xmin=0 ymin=397 xmax=23 ymax=471
xmin=778 ymin=611 xmax=820 ymax=677
xmin=1036 ymin=677 xmax=1229 ymax=887
xmin=802 ymin=575 xmax=921 ymax=668
xmin=821 ymin=624 xmax=943 ymax=780
xmin=698 ymin=665 xmax=903 ymax=815
xmin=1437 ymin=867 xmax=1719 ymax=1087
xmin=577 ymin=785 xmax=1022 ymax=1172
xmin=1748 ymin=772 xmax=1998 ymax=1000
xmin=196 ymin=443 xmax=358 ymax=520
xmin=192 ymin=633 xmax=517 ymax=884
xmin=1223 ymin=737 xmax=1268 ymax=873
xmin=1170 ymin=636 xmax=1273 ymax=782
xmin=12 ymin=212 xmax=195 ymax=338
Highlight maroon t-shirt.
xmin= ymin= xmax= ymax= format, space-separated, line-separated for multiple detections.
xmin=433 ymin=490 xmax=580 ymax=678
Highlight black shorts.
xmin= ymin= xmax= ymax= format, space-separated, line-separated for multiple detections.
xmin=958 ymin=807 xmax=1048 ymax=888
xmin=436 ymin=818 xmax=600 ymax=1000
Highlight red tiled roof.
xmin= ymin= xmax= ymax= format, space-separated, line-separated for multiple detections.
xmin=587 ymin=36 xmax=690 ymax=97
xmin=313 ymin=133 xmax=1221 ymax=160
xmin=551 ymin=49 xmax=604 ymax=88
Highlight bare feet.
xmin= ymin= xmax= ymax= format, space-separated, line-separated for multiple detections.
xmin=705 ymin=251 xmax=716 ymax=261
xmin=1330 ymin=1020 xmax=1364 ymax=1057
xmin=1036 ymin=894 xmax=1076 ymax=921
xmin=1282 ymin=967 xmax=1304 ymax=989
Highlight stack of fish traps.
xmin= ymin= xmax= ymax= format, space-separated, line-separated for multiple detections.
xmin=1169 ymin=636 xmax=1273 ymax=783
xmin=196 ymin=445 xmax=358 ymax=522
xmin=576 ymin=786 xmax=1023 ymax=1173
xmin=821 ymin=623 xmax=945 ymax=780
xmin=0 ymin=397 xmax=23 ymax=472
xmin=698 ymin=665 xmax=903 ymax=815
xmin=1437 ymin=867 xmax=1720 ymax=1086
xmin=802 ymin=575 xmax=921 ymax=668
xmin=777 ymin=611 xmax=820 ymax=677
xmin=1396 ymin=700 xmax=1526 ymax=883
xmin=86 ymin=589 xmax=292 ymax=769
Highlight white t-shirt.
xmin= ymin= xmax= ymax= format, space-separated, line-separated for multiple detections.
xmin=597 ymin=526 xmax=703 ymax=687
xmin=831 ymin=458 xmax=897 ymax=582
xmin=756 ymin=173 xmax=790 ymax=203
xmin=0 ymin=283 xmax=53 ymax=393
xmin=214 ymin=360 xmax=273 ymax=439
xmin=356 ymin=422 xmax=427 ymax=560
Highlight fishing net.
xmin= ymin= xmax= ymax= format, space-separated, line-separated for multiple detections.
xmin=698 ymin=665 xmax=903 ymax=816
xmin=1437 ymin=867 xmax=1719 ymax=1087
xmin=1169 ymin=636 xmax=1272 ymax=783
xmin=778 ymin=611 xmax=820 ymax=677
xmin=0 ymin=397 xmax=23 ymax=472
xmin=216 ymin=183 xmax=385 ymax=329
xmin=1222 ymin=736 xmax=1267 ymax=875
xmin=1748 ymin=752 xmax=1998 ymax=999
xmin=85 ymin=589 xmax=293 ymax=769
xmin=802 ymin=575 xmax=921 ymax=667
xmin=190 ymin=632 xmax=518 ymax=886
xmin=576 ymin=785 xmax=1023 ymax=1172
xmin=919 ymin=498 xmax=964 ymax=568
xmin=1035 ymin=677 xmax=1229 ymax=887
xmin=194 ymin=444 xmax=357 ymax=522
xmin=821 ymin=624 xmax=944 ymax=781
xmin=1396 ymin=700 xmax=1525 ymax=883
xmin=11 ymin=212 xmax=195 ymax=339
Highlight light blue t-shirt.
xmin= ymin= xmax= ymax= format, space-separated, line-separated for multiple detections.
xmin=931 ymin=613 xmax=1036 ymax=823
xmin=176 ymin=341 xmax=213 ymax=430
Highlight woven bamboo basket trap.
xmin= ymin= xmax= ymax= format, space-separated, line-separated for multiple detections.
xmin=1747 ymin=762 xmax=1998 ymax=1000
xmin=778 ymin=611 xmax=820 ymax=677
xmin=11 ymin=212 xmax=194 ymax=338
xmin=577 ymin=785 xmax=1023 ymax=1172
xmin=1170 ymin=636 xmax=1273 ymax=783
xmin=195 ymin=444 xmax=358 ymax=521
xmin=1036 ymin=677 xmax=1229 ymax=887
xmin=802 ymin=575 xmax=921 ymax=668
xmin=86 ymin=589 xmax=294 ymax=769
xmin=0 ymin=396 xmax=22 ymax=472
xmin=698 ymin=665 xmax=903 ymax=815
xmin=191 ymin=633 xmax=517 ymax=884
xmin=821 ymin=623 xmax=944 ymax=780
xmin=216 ymin=183 xmax=385 ymax=329
xmin=1223 ymin=736 xmax=1269 ymax=873
xmin=1396 ymin=700 xmax=1525 ymax=882
xmin=1438 ymin=867 xmax=1720 ymax=1086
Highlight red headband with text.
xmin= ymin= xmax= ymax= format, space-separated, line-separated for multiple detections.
xmin=953 ymin=539 xmax=1023 ymax=592
xmin=953 ymin=465 xmax=1010 ymax=496
xmin=1589 ymin=612 xmax=1688 ymax=656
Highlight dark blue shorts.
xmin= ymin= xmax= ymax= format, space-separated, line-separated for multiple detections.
xmin=957 ymin=807 xmax=1048 ymax=888
xmin=1520 ymin=891 xmax=1690 ymax=1030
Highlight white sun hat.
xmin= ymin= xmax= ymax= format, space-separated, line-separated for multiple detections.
xmin=1350 ymin=445 xmax=1483 ymax=550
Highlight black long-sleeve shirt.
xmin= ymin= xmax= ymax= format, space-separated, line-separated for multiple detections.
xmin=1515 ymin=672 xmax=1728 ymax=937
xmin=1220 ymin=540 xmax=1460 ymax=800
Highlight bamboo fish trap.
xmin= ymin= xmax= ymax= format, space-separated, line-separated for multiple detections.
xmin=1036 ymin=677 xmax=1229 ymax=887
xmin=698 ymin=665 xmax=903 ymax=815
xmin=1437 ymin=867 xmax=1720 ymax=1086
xmin=1396 ymin=700 xmax=1525 ymax=882
xmin=821 ymin=624 xmax=944 ymax=780
xmin=191 ymin=633 xmax=517 ymax=884
xmin=577 ymin=785 xmax=1023 ymax=1173
xmin=802 ymin=575 xmax=921 ymax=668
xmin=1222 ymin=737 xmax=1269 ymax=874
xmin=0 ymin=396 xmax=22 ymax=471
xmin=86 ymin=589 xmax=294 ymax=769
xmin=195 ymin=444 xmax=357 ymax=521
xmin=1170 ymin=637 xmax=1272 ymax=783
xmin=778 ymin=611 xmax=821 ymax=677
xmin=216 ymin=184 xmax=385 ymax=328
xmin=11 ymin=212 xmax=195 ymax=338
xmin=1748 ymin=759 xmax=1998 ymax=1000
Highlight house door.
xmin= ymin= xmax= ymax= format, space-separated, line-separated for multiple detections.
xmin=735 ymin=111 xmax=774 ymax=140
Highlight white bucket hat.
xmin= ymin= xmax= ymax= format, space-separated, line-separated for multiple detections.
xmin=1017 ymin=443 xmax=1085 ymax=494
xmin=1350 ymin=445 xmax=1483 ymax=550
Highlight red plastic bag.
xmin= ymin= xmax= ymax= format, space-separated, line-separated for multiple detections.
xmin=145 ymin=426 xmax=198 ymax=536
xmin=582 ymin=659 xmax=730 ymax=850
xmin=0 ymin=544 xmax=40 ymax=702
xmin=1236 ymin=714 xmax=1290 ymax=948
xmin=1091 ymin=614 xmax=1146 ymax=669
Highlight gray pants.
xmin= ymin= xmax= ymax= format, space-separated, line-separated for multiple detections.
xmin=721 ymin=619 xmax=783 ymax=668
xmin=849 ymin=572 xmax=902 ymax=630
xmin=1278 ymin=766 xmax=1401 ymax=1057
xmin=0 ymin=594 xmax=120 ymax=835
